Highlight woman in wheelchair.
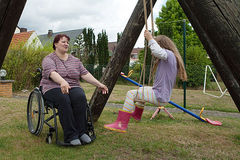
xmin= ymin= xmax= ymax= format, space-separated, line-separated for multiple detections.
xmin=40 ymin=34 xmax=108 ymax=146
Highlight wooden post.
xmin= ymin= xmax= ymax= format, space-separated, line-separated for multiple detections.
xmin=178 ymin=0 xmax=240 ymax=112
xmin=0 ymin=0 xmax=27 ymax=69
xmin=90 ymin=0 xmax=157 ymax=122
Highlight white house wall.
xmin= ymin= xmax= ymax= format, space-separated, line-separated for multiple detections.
xmin=25 ymin=32 xmax=43 ymax=49
xmin=14 ymin=27 xmax=20 ymax=34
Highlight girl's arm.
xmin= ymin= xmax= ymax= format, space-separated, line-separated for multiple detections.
xmin=144 ymin=30 xmax=167 ymax=60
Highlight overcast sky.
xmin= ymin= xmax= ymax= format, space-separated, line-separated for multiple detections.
xmin=18 ymin=0 xmax=166 ymax=48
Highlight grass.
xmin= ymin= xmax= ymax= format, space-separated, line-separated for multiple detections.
xmin=14 ymin=82 xmax=237 ymax=112
xmin=1 ymin=83 xmax=239 ymax=159
xmin=81 ymin=82 xmax=238 ymax=113
xmin=0 ymin=101 xmax=239 ymax=159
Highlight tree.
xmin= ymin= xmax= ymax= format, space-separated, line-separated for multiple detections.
xmin=155 ymin=0 xmax=210 ymax=88
xmin=183 ymin=46 xmax=212 ymax=88
xmin=135 ymin=42 xmax=152 ymax=84
xmin=74 ymin=28 xmax=96 ymax=73
xmin=73 ymin=33 xmax=84 ymax=59
xmin=96 ymin=30 xmax=109 ymax=79
xmin=117 ymin=32 xmax=123 ymax=42
xmin=156 ymin=0 xmax=200 ymax=48
xmin=117 ymin=32 xmax=130 ymax=75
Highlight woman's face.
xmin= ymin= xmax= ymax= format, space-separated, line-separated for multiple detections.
xmin=54 ymin=36 xmax=69 ymax=53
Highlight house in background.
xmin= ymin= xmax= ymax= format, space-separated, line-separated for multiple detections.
xmin=108 ymin=41 xmax=143 ymax=66
xmin=39 ymin=29 xmax=142 ymax=65
xmin=130 ymin=47 xmax=142 ymax=66
xmin=38 ymin=29 xmax=83 ymax=49
xmin=14 ymin=26 xmax=21 ymax=34
xmin=9 ymin=27 xmax=43 ymax=50
xmin=108 ymin=42 xmax=117 ymax=58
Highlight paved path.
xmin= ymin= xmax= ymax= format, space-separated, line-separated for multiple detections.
xmin=12 ymin=94 xmax=239 ymax=119
xmin=106 ymin=103 xmax=240 ymax=119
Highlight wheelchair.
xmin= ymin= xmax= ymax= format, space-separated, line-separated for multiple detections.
xmin=27 ymin=69 xmax=96 ymax=146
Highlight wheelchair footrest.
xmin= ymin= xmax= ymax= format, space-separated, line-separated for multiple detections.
xmin=49 ymin=127 xmax=55 ymax=133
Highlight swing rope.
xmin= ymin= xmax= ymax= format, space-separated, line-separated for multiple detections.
xmin=135 ymin=0 xmax=154 ymax=103
xmin=148 ymin=0 xmax=155 ymax=85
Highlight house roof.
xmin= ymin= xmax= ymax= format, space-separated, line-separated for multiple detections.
xmin=108 ymin=41 xmax=143 ymax=56
xmin=38 ymin=29 xmax=83 ymax=46
xmin=132 ymin=47 xmax=143 ymax=54
xmin=9 ymin=31 xmax=34 ymax=49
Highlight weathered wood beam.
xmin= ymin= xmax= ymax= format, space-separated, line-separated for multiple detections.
xmin=178 ymin=0 xmax=240 ymax=111
xmin=90 ymin=0 xmax=157 ymax=122
xmin=0 ymin=0 xmax=27 ymax=69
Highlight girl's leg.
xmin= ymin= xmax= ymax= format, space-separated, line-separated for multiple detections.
xmin=135 ymin=86 xmax=161 ymax=106
xmin=122 ymin=87 xmax=161 ymax=111
xmin=122 ymin=89 xmax=138 ymax=112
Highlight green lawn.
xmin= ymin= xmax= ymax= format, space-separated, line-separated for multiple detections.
xmin=0 ymin=83 xmax=239 ymax=159
xmin=82 ymin=82 xmax=238 ymax=113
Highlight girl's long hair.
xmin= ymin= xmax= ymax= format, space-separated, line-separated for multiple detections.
xmin=153 ymin=35 xmax=187 ymax=81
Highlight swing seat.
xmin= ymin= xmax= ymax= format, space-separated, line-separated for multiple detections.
xmin=205 ymin=118 xmax=222 ymax=126
xmin=134 ymin=99 xmax=146 ymax=104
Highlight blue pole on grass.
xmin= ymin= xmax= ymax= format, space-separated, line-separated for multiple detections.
xmin=168 ymin=101 xmax=205 ymax=122
xmin=120 ymin=74 xmax=205 ymax=122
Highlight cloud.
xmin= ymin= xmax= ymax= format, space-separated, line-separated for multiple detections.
xmin=18 ymin=0 xmax=166 ymax=47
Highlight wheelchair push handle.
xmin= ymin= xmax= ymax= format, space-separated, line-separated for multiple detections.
xmin=36 ymin=68 xmax=42 ymax=74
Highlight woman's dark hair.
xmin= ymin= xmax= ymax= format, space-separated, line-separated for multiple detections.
xmin=53 ymin=34 xmax=70 ymax=50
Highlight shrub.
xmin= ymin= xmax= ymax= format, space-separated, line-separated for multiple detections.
xmin=2 ymin=46 xmax=52 ymax=91
xmin=179 ymin=45 xmax=212 ymax=88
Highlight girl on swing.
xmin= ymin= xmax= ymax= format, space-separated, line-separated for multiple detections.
xmin=104 ymin=30 xmax=187 ymax=133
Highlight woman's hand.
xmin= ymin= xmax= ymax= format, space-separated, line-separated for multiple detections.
xmin=49 ymin=71 xmax=71 ymax=94
xmin=81 ymin=73 xmax=108 ymax=94
xmin=144 ymin=30 xmax=153 ymax=41
xmin=60 ymin=80 xmax=71 ymax=94
xmin=98 ymin=83 xmax=108 ymax=94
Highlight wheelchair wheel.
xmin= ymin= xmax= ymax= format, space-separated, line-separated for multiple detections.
xmin=27 ymin=88 xmax=45 ymax=135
